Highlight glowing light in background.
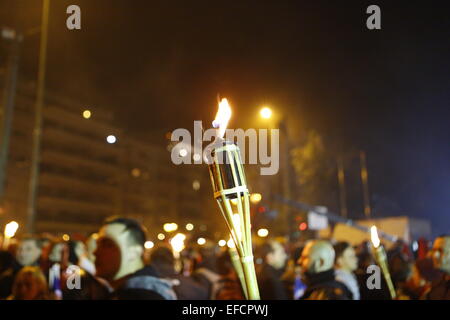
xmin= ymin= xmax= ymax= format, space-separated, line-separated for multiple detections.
xmin=257 ymin=228 xmax=269 ymax=237
xmin=82 ymin=110 xmax=91 ymax=119
xmin=250 ymin=193 xmax=262 ymax=204
xmin=106 ymin=135 xmax=117 ymax=144
xmin=179 ymin=148 xmax=188 ymax=157
xmin=218 ymin=239 xmax=226 ymax=247
xmin=62 ymin=234 xmax=70 ymax=241
xmin=299 ymin=222 xmax=308 ymax=231
xmin=260 ymin=107 xmax=272 ymax=119
xmin=144 ymin=241 xmax=154 ymax=249
xmin=163 ymin=223 xmax=178 ymax=233
xmin=185 ymin=223 xmax=194 ymax=231
xmin=170 ymin=233 xmax=186 ymax=253
xmin=197 ymin=237 xmax=206 ymax=245
xmin=157 ymin=233 xmax=165 ymax=240
xmin=192 ymin=180 xmax=200 ymax=191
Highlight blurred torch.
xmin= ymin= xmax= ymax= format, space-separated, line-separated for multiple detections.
xmin=3 ymin=221 xmax=19 ymax=249
xmin=370 ymin=226 xmax=396 ymax=299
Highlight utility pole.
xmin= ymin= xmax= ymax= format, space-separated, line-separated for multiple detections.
xmin=360 ymin=150 xmax=372 ymax=219
xmin=336 ymin=156 xmax=348 ymax=218
xmin=26 ymin=0 xmax=50 ymax=233
xmin=0 ymin=28 xmax=22 ymax=205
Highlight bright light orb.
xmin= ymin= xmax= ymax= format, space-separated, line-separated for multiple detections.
xmin=157 ymin=233 xmax=165 ymax=240
xmin=218 ymin=240 xmax=227 ymax=247
xmin=260 ymin=107 xmax=272 ymax=119
xmin=197 ymin=237 xmax=206 ymax=245
xmin=163 ymin=223 xmax=178 ymax=233
xmin=186 ymin=223 xmax=194 ymax=231
xmin=179 ymin=148 xmax=188 ymax=157
xmin=257 ymin=228 xmax=269 ymax=237
xmin=106 ymin=135 xmax=117 ymax=144
xmin=82 ymin=110 xmax=91 ymax=119
xmin=250 ymin=193 xmax=262 ymax=204
xmin=144 ymin=241 xmax=154 ymax=249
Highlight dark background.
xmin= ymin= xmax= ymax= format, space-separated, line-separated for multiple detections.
xmin=1 ymin=0 xmax=449 ymax=236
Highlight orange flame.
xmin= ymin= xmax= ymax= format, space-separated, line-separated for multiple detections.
xmin=370 ymin=225 xmax=380 ymax=248
xmin=212 ymin=98 xmax=232 ymax=139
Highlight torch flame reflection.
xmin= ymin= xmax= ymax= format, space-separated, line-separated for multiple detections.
xmin=212 ymin=98 xmax=232 ymax=139
xmin=370 ymin=225 xmax=380 ymax=248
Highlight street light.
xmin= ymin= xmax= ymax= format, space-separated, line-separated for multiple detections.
xmin=106 ymin=135 xmax=117 ymax=144
xmin=250 ymin=193 xmax=262 ymax=204
xmin=82 ymin=110 xmax=91 ymax=119
xmin=259 ymin=107 xmax=272 ymax=119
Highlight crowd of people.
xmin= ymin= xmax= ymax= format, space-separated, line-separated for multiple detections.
xmin=0 ymin=216 xmax=448 ymax=300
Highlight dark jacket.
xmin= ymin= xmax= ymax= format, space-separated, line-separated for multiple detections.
xmin=355 ymin=268 xmax=391 ymax=300
xmin=425 ymin=273 xmax=450 ymax=300
xmin=111 ymin=265 xmax=177 ymax=300
xmin=301 ymin=269 xmax=353 ymax=300
xmin=152 ymin=262 xmax=209 ymax=300
xmin=0 ymin=259 xmax=24 ymax=299
xmin=257 ymin=263 xmax=288 ymax=300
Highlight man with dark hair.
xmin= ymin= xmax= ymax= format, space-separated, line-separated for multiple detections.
xmin=256 ymin=240 xmax=288 ymax=300
xmin=333 ymin=241 xmax=360 ymax=300
xmin=150 ymin=245 xmax=208 ymax=300
xmin=94 ymin=216 xmax=176 ymax=300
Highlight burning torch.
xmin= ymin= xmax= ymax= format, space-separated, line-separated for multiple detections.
xmin=207 ymin=98 xmax=260 ymax=300
xmin=370 ymin=226 xmax=397 ymax=299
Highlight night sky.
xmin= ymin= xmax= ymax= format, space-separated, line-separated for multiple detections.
xmin=1 ymin=0 xmax=449 ymax=236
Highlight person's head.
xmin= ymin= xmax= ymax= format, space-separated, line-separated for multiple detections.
xmin=430 ymin=235 xmax=450 ymax=274
xmin=334 ymin=242 xmax=358 ymax=272
xmin=12 ymin=266 xmax=49 ymax=300
xmin=49 ymin=242 xmax=64 ymax=263
xmin=298 ymin=240 xmax=335 ymax=274
xmin=388 ymin=250 xmax=412 ymax=285
xmin=16 ymin=237 xmax=42 ymax=267
xmin=150 ymin=245 xmax=176 ymax=277
xmin=94 ymin=217 xmax=146 ymax=281
xmin=258 ymin=240 xmax=287 ymax=270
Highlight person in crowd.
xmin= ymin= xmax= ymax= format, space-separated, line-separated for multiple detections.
xmin=401 ymin=257 xmax=440 ymax=299
xmin=48 ymin=240 xmax=109 ymax=300
xmin=0 ymin=250 xmax=19 ymax=299
xmin=16 ymin=236 xmax=43 ymax=268
xmin=256 ymin=240 xmax=288 ymax=300
xmin=7 ymin=266 xmax=53 ymax=300
xmin=0 ymin=236 xmax=42 ymax=299
xmin=281 ymin=245 xmax=304 ymax=300
xmin=94 ymin=216 xmax=176 ymax=300
xmin=214 ymin=250 xmax=245 ymax=300
xmin=298 ymin=240 xmax=352 ymax=300
xmin=150 ymin=244 xmax=208 ymax=299
xmin=191 ymin=243 xmax=222 ymax=299
xmin=424 ymin=235 xmax=450 ymax=299
xmin=333 ymin=241 xmax=360 ymax=300
xmin=387 ymin=247 xmax=414 ymax=299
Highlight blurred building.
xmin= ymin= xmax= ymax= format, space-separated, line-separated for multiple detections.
xmin=0 ymin=81 xmax=214 ymax=236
